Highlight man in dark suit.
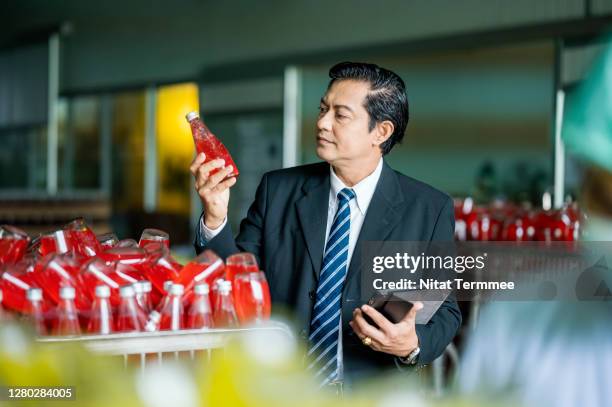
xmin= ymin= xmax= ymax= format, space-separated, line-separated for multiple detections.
xmin=191 ymin=62 xmax=461 ymax=387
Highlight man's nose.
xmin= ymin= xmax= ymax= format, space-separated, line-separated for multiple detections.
xmin=317 ymin=111 xmax=332 ymax=132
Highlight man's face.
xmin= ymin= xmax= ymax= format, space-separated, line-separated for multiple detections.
xmin=316 ymin=79 xmax=381 ymax=165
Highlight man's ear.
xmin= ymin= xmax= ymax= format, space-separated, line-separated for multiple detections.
xmin=373 ymin=120 xmax=394 ymax=147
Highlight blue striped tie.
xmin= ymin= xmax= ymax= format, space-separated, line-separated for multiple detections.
xmin=307 ymin=187 xmax=356 ymax=385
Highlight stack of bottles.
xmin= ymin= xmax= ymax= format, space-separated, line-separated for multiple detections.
xmin=0 ymin=220 xmax=271 ymax=336
xmin=453 ymin=196 xmax=583 ymax=242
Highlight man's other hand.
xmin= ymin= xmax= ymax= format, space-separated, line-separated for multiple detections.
xmin=349 ymin=301 xmax=423 ymax=358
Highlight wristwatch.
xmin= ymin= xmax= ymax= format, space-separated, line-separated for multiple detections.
xmin=398 ymin=346 xmax=420 ymax=365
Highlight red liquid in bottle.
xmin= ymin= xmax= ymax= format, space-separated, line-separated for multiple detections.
xmin=225 ymin=252 xmax=258 ymax=283
xmin=213 ymin=280 xmax=238 ymax=328
xmin=138 ymin=228 xmax=170 ymax=250
xmin=98 ymin=247 xmax=148 ymax=267
xmin=33 ymin=254 xmax=90 ymax=311
xmin=233 ymin=272 xmax=271 ymax=324
xmin=116 ymin=285 xmax=146 ymax=332
xmin=0 ymin=260 xmax=40 ymax=313
xmin=144 ymin=252 xmax=181 ymax=296
xmin=87 ymin=285 xmax=114 ymax=335
xmin=159 ymin=284 xmax=184 ymax=331
xmin=52 ymin=286 xmax=81 ymax=336
xmin=65 ymin=218 xmax=102 ymax=257
xmin=39 ymin=230 xmax=74 ymax=256
xmin=186 ymin=283 xmax=213 ymax=329
xmin=175 ymin=250 xmax=225 ymax=305
xmin=186 ymin=111 xmax=239 ymax=178
xmin=0 ymin=225 xmax=30 ymax=265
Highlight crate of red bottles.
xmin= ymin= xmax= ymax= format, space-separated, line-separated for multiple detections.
xmin=453 ymin=197 xmax=583 ymax=242
xmin=0 ymin=219 xmax=272 ymax=339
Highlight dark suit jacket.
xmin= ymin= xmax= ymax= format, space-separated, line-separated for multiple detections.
xmin=195 ymin=160 xmax=462 ymax=379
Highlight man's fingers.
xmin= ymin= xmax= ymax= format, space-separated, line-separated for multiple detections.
xmin=196 ymin=158 xmax=225 ymax=183
xmin=360 ymin=304 xmax=393 ymax=333
xmin=206 ymin=165 xmax=234 ymax=188
xmin=401 ymin=301 xmax=423 ymax=323
xmin=189 ymin=153 xmax=206 ymax=175
xmin=352 ymin=309 xmax=385 ymax=343
xmin=348 ymin=321 xmax=364 ymax=339
xmin=212 ymin=175 xmax=237 ymax=193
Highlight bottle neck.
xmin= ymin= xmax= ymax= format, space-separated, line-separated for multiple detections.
xmin=60 ymin=298 xmax=77 ymax=312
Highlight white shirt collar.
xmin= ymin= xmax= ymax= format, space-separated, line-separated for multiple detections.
xmin=329 ymin=158 xmax=384 ymax=215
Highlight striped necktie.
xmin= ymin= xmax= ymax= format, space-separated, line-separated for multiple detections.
xmin=307 ymin=187 xmax=356 ymax=385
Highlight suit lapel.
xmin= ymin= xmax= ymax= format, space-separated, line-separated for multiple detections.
xmin=295 ymin=165 xmax=330 ymax=282
xmin=343 ymin=162 xmax=405 ymax=295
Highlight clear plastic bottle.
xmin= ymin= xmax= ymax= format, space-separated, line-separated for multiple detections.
xmin=155 ymin=280 xmax=174 ymax=312
xmin=87 ymin=285 xmax=113 ymax=335
xmin=185 ymin=111 xmax=239 ymax=178
xmin=187 ymin=283 xmax=213 ymax=329
xmin=160 ymin=284 xmax=184 ymax=331
xmin=144 ymin=310 xmax=161 ymax=332
xmin=52 ymin=286 xmax=81 ymax=336
xmin=134 ymin=280 xmax=153 ymax=314
xmin=25 ymin=288 xmax=46 ymax=335
xmin=213 ymin=280 xmax=238 ymax=328
xmin=116 ymin=285 xmax=146 ymax=332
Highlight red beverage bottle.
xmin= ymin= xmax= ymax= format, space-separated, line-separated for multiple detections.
xmin=116 ymin=285 xmax=147 ymax=332
xmin=185 ymin=111 xmax=239 ymax=178
xmin=225 ymin=252 xmax=259 ymax=283
xmin=98 ymin=247 xmax=148 ymax=267
xmin=213 ymin=280 xmax=238 ymax=328
xmin=175 ymin=250 xmax=225 ymax=305
xmin=39 ymin=230 xmax=74 ymax=256
xmin=156 ymin=280 xmax=175 ymax=312
xmin=186 ymin=283 xmax=213 ymax=329
xmin=0 ymin=225 xmax=30 ymax=265
xmin=134 ymin=280 xmax=153 ymax=314
xmin=52 ymin=286 xmax=81 ymax=336
xmin=138 ymin=229 xmax=170 ymax=250
xmin=34 ymin=254 xmax=90 ymax=311
xmin=79 ymin=258 xmax=119 ymax=301
xmin=24 ymin=288 xmax=47 ymax=335
xmin=159 ymin=284 xmax=184 ymax=331
xmin=87 ymin=285 xmax=114 ymax=335
xmin=0 ymin=260 xmax=39 ymax=313
xmin=233 ymin=271 xmax=272 ymax=325
xmin=144 ymin=252 xmax=181 ymax=295
xmin=64 ymin=218 xmax=102 ymax=258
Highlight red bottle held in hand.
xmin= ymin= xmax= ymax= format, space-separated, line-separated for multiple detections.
xmin=186 ymin=111 xmax=239 ymax=178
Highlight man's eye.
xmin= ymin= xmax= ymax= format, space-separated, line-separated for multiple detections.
xmin=318 ymin=106 xmax=327 ymax=114
xmin=335 ymin=113 xmax=347 ymax=120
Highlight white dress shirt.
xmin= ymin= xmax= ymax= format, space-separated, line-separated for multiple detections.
xmin=200 ymin=158 xmax=384 ymax=380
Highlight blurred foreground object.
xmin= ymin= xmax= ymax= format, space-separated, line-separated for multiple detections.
xmin=563 ymin=38 xmax=612 ymax=174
